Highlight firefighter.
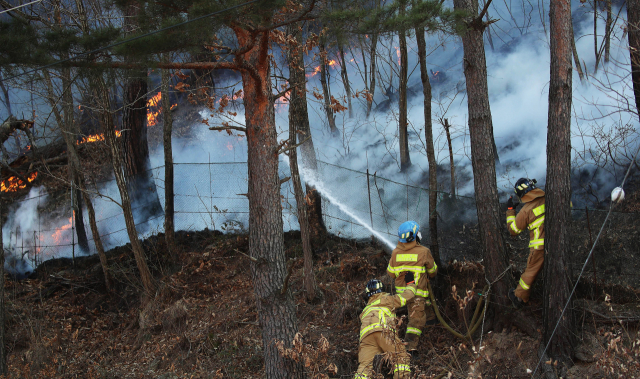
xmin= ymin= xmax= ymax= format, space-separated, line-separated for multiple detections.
xmin=387 ymin=221 xmax=438 ymax=352
xmin=354 ymin=275 xmax=417 ymax=379
xmin=506 ymin=178 xmax=545 ymax=309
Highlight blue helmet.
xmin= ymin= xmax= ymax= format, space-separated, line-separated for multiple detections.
xmin=398 ymin=221 xmax=420 ymax=243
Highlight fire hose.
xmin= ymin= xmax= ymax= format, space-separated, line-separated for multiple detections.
xmin=427 ymin=281 xmax=490 ymax=379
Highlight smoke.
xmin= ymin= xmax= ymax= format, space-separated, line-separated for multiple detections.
xmin=4 ymin=0 xmax=638 ymax=272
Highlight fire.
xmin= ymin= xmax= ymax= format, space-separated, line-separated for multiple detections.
xmin=76 ymin=130 xmax=122 ymax=145
xmin=394 ymin=46 xmax=401 ymax=65
xmin=1 ymin=171 xmax=38 ymax=192
xmin=77 ymin=134 xmax=105 ymax=144
xmin=306 ymin=59 xmax=338 ymax=78
xmin=51 ymin=217 xmax=73 ymax=244
xmin=147 ymin=92 xmax=162 ymax=126
xmin=147 ymin=92 xmax=177 ymax=126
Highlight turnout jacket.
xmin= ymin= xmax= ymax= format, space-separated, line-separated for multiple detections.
xmin=506 ymin=188 xmax=546 ymax=251
xmin=359 ymin=284 xmax=417 ymax=341
xmin=387 ymin=241 xmax=437 ymax=298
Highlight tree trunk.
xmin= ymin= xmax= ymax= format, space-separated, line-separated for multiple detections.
xmin=288 ymin=24 xmax=319 ymax=302
xmin=234 ymin=27 xmax=303 ymax=379
xmin=43 ymin=70 xmax=112 ymax=290
xmin=366 ymin=31 xmax=379 ymax=119
xmin=543 ymin=0 xmax=574 ymax=366
xmin=319 ymin=42 xmax=339 ymax=135
xmin=72 ymin=175 xmax=90 ymax=253
xmin=339 ymin=45 xmax=353 ymax=119
xmin=122 ymin=74 xmax=163 ymax=223
xmin=629 ymin=0 xmax=640 ymax=113
xmin=594 ymin=0 xmax=599 ymax=72
xmin=399 ymin=6 xmax=411 ymax=172
xmin=605 ymin=0 xmax=612 ymax=63
xmin=416 ymin=26 xmax=440 ymax=267
xmin=288 ymin=23 xmax=326 ymax=244
xmin=0 ymin=198 xmax=6 ymax=375
xmin=161 ymin=64 xmax=175 ymax=253
xmin=122 ymin=2 xmax=163 ymax=224
xmin=94 ymin=78 xmax=156 ymax=297
xmin=453 ymin=0 xmax=510 ymax=311
xmin=572 ymin=21 xmax=585 ymax=82
xmin=444 ymin=119 xmax=456 ymax=198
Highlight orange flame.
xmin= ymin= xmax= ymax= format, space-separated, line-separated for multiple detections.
xmin=306 ymin=60 xmax=338 ymax=78
xmin=147 ymin=92 xmax=162 ymax=126
xmin=51 ymin=217 xmax=73 ymax=244
xmin=1 ymin=172 xmax=38 ymax=192
xmin=76 ymin=130 xmax=122 ymax=145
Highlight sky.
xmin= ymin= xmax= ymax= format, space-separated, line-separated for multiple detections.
xmin=2 ymin=0 xmax=638 ymax=271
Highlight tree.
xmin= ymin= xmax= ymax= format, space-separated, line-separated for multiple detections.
xmin=628 ymin=0 xmax=640 ymax=115
xmin=398 ymin=0 xmax=411 ymax=172
xmin=120 ymin=1 xmax=163 ymax=225
xmin=415 ymin=26 xmax=440 ymax=265
xmin=318 ymin=40 xmax=339 ymax=135
xmin=452 ymin=0 xmax=511 ymax=311
xmin=0 ymin=196 xmax=5 ymax=374
xmin=543 ymin=0 xmax=574 ymax=369
xmin=92 ymin=77 xmax=156 ymax=296
xmin=287 ymin=22 xmax=319 ymax=302
xmin=161 ymin=62 xmax=175 ymax=252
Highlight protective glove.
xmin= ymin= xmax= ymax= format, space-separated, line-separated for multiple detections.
xmin=404 ymin=271 xmax=415 ymax=284
xmin=506 ymin=196 xmax=515 ymax=210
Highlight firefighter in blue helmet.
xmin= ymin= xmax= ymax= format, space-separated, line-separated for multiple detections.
xmin=387 ymin=221 xmax=438 ymax=352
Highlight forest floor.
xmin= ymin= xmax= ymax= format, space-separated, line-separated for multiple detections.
xmin=3 ymin=198 xmax=640 ymax=379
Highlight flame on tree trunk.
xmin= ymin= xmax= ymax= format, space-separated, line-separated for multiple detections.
xmin=319 ymin=41 xmax=339 ymax=135
xmin=234 ymin=26 xmax=303 ymax=379
xmin=122 ymin=74 xmax=163 ymax=224
xmin=93 ymin=78 xmax=156 ymax=296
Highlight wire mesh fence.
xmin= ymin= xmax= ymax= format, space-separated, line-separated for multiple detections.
xmin=3 ymin=160 xmax=640 ymax=288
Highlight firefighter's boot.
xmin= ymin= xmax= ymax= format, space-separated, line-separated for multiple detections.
xmin=404 ymin=332 xmax=419 ymax=351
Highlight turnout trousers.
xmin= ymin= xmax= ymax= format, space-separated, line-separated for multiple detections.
xmin=354 ymin=331 xmax=411 ymax=379
xmin=514 ymin=248 xmax=544 ymax=302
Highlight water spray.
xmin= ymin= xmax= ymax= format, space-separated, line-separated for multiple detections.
xmin=299 ymin=166 xmax=396 ymax=251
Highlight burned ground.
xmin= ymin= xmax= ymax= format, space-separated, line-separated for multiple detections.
xmin=3 ymin=201 xmax=640 ymax=379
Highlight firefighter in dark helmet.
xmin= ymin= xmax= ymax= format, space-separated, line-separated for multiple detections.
xmin=387 ymin=221 xmax=438 ymax=351
xmin=354 ymin=276 xmax=417 ymax=379
xmin=506 ymin=178 xmax=545 ymax=308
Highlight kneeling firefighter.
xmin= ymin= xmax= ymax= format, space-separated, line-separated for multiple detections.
xmin=387 ymin=221 xmax=438 ymax=351
xmin=354 ymin=275 xmax=417 ymax=379
xmin=506 ymin=178 xmax=545 ymax=308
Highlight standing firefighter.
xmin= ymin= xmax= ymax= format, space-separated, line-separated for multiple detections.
xmin=387 ymin=221 xmax=438 ymax=352
xmin=354 ymin=276 xmax=417 ymax=379
xmin=506 ymin=178 xmax=545 ymax=308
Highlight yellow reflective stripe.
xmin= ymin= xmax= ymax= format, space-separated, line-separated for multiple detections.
xmin=396 ymin=253 xmax=418 ymax=262
xmin=519 ymin=277 xmax=530 ymax=290
xmin=395 ymin=286 xmax=407 ymax=293
xmin=427 ymin=262 xmax=437 ymax=274
xmin=404 ymin=286 xmax=416 ymax=295
xmin=362 ymin=306 xmax=393 ymax=319
xmin=529 ymin=239 xmax=544 ymax=248
xmin=399 ymin=296 xmax=406 ymax=307
xmin=532 ymin=204 xmax=545 ymax=216
xmin=360 ymin=323 xmax=381 ymax=339
xmin=529 ymin=215 xmax=545 ymax=230
xmin=506 ymin=215 xmax=516 ymax=223
xmin=387 ymin=266 xmax=426 ymax=273
xmin=406 ymin=327 xmax=422 ymax=336
xmin=510 ymin=222 xmax=522 ymax=234
xmin=416 ymin=288 xmax=429 ymax=297
xmin=394 ymin=364 xmax=411 ymax=373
